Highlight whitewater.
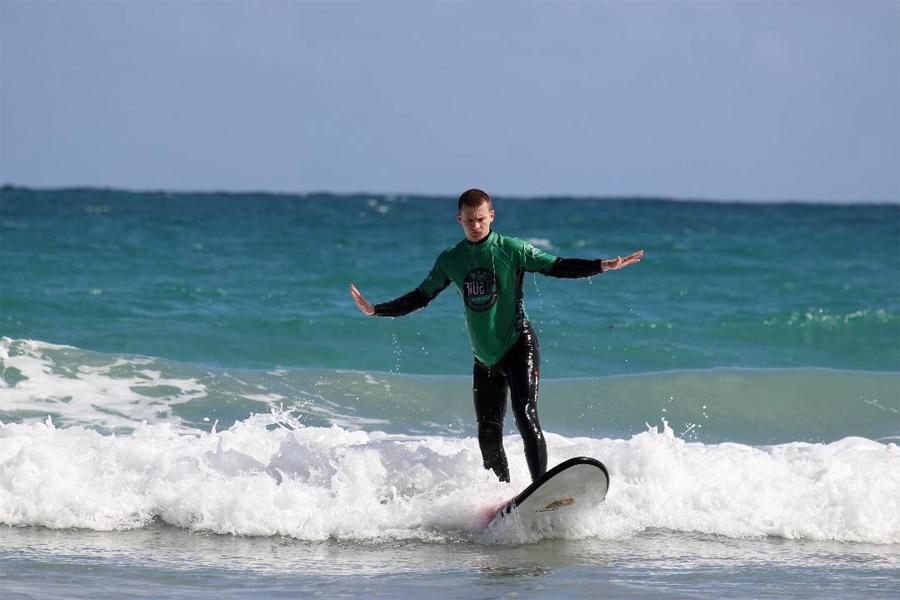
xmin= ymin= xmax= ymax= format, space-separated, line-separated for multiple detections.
xmin=2 ymin=338 xmax=898 ymax=546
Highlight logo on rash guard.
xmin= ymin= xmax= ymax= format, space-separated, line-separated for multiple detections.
xmin=463 ymin=268 xmax=498 ymax=312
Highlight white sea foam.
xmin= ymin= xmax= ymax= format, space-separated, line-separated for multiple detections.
xmin=0 ymin=338 xmax=206 ymax=431
xmin=0 ymin=414 xmax=897 ymax=544
xmin=3 ymin=338 xmax=898 ymax=544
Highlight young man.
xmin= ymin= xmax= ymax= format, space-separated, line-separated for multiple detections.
xmin=350 ymin=189 xmax=642 ymax=483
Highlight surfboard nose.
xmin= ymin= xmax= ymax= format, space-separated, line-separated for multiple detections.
xmin=481 ymin=457 xmax=610 ymax=530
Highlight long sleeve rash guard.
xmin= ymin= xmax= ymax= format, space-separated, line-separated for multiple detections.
xmin=372 ymin=230 xmax=604 ymax=366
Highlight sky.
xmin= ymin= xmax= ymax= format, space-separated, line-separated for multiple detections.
xmin=1 ymin=0 xmax=898 ymax=202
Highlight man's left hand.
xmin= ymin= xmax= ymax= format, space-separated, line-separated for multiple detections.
xmin=602 ymin=250 xmax=643 ymax=271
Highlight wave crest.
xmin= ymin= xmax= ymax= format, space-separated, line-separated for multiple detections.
xmin=1 ymin=414 xmax=898 ymax=544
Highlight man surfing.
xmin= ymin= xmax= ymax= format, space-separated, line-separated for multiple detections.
xmin=350 ymin=188 xmax=642 ymax=483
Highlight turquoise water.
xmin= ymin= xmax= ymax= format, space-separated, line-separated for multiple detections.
xmin=1 ymin=187 xmax=899 ymax=598
xmin=2 ymin=188 xmax=898 ymax=374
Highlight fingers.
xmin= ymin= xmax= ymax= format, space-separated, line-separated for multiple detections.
xmin=606 ymin=250 xmax=643 ymax=270
xmin=349 ymin=283 xmax=375 ymax=315
xmin=349 ymin=283 xmax=367 ymax=304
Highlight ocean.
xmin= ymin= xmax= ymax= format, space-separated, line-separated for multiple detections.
xmin=1 ymin=187 xmax=898 ymax=598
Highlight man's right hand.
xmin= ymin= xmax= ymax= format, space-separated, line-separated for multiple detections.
xmin=349 ymin=283 xmax=375 ymax=316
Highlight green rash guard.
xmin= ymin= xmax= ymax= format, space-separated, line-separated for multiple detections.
xmin=417 ymin=230 xmax=558 ymax=366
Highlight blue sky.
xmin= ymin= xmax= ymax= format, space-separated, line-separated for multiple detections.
xmin=1 ymin=0 xmax=897 ymax=202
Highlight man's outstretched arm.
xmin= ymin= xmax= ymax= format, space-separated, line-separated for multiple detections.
xmin=544 ymin=250 xmax=644 ymax=278
xmin=349 ymin=283 xmax=443 ymax=317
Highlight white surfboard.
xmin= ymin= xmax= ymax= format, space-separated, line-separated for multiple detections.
xmin=482 ymin=456 xmax=610 ymax=529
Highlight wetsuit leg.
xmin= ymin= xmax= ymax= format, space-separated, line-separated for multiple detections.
xmin=473 ymin=359 xmax=510 ymax=483
xmin=506 ymin=322 xmax=547 ymax=482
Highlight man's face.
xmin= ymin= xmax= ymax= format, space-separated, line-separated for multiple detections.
xmin=457 ymin=203 xmax=495 ymax=242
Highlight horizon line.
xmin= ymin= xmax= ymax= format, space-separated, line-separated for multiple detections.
xmin=2 ymin=183 xmax=897 ymax=207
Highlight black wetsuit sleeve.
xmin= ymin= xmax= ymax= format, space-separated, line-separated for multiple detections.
xmin=373 ymin=286 xmax=444 ymax=317
xmin=542 ymin=257 xmax=604 ymax=279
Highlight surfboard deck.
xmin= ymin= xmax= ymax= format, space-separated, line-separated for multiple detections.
xmin=482 ymin=456 xmax=610 ymax=529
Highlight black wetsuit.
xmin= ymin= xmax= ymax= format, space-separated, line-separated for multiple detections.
xmin=472 ymin=319 xmax=543 ymax=482
xmin=373 ymin=231 xmax=604 ymax=482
